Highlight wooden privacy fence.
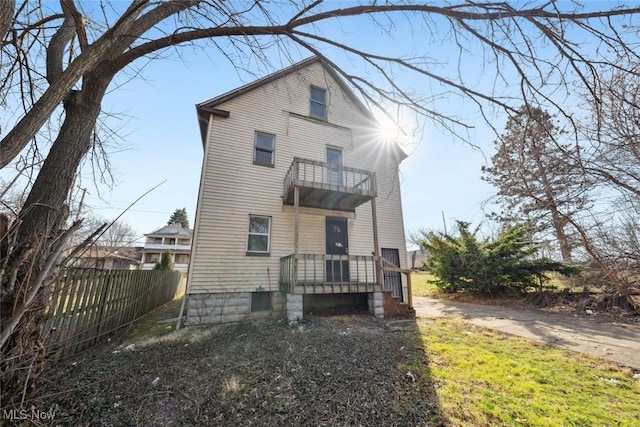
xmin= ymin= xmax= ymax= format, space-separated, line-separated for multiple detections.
xmin=41 ymin=269 xmax=183 ymax=359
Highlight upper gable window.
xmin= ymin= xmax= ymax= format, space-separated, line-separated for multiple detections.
xmin=310 ymin=86 xmax=327 ymax=119
xmin=254 ymin=131 xmax=275 ymax=167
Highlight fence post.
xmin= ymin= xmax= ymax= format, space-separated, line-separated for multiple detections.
xmin=94 ymin=271 xmax=112 ymax=344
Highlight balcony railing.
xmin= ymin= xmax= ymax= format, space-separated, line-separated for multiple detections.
xmin=283 ymin=158 xmax=376 ymax=210
xmin=279 ymin=253 xmax=380 ymax=294
xmin=143 ymin=243 xmax=192 ymax=251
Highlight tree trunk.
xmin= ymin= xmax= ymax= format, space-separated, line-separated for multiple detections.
xmin=550 ymin=208 xmax=573 ymax=263
xmin=0 ymin=1 xmax=13 ymax=45
xmin=1 ymin=72 xmax=112 ymax=408
xmin=17 ymin=79 xmax=109 ymax=248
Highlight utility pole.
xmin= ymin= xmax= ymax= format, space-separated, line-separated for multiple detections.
xmin=441 ymin=211 xmax=448 ymax=234
xmin=74 ymin=188 xmax=88 ymax=222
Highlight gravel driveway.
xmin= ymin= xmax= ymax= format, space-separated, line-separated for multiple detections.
xmin=413 ymin=296 xmax=640 ymax=369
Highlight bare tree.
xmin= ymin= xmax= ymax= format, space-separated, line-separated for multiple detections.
xmin=98 ymin=219 xmax=136 ymax=248
xmin=2 ymin=0 xmax=640 ymax=408
xmin=582 ymin=66 xmax=640 ymax=199
xmin=483 ymin=106 xmax=590 ymax=262
xmin=74 ymin=216 xmax=136 ymax=248
xmin=563 ymin=64 xmax=640 ymax=302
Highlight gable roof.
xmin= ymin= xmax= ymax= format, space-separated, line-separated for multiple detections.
xmin=196 ymin=56 xmax=375 ymax=144
xmin=195 ymin=56 xmax=408 ymax=162
xmin=145 ymin=224 xmax=193 ymax=237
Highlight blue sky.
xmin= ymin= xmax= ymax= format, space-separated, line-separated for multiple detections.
xmin=73 ymin=6 xmax=512 ymax=246
xmin=7 ymin=1 xmax=623 ymax=246
xmin=81 ymin=51 xmax=499 ymax=247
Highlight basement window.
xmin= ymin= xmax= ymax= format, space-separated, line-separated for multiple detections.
xmin=251 ymin=291 xmax=273 ymax=312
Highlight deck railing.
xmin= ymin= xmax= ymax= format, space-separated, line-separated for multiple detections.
xmin=279 ymin=253 xmax=378 ymax=294
xmin=284 ymin=157 xmax=376 ymax=201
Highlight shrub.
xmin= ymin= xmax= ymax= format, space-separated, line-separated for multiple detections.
xmin=154 ymin=250 xmax=174 ymax=271
xmin=420 ymin=221 xmax=579 ymax=294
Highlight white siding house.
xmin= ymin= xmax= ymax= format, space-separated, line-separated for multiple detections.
xmin=140 ymin=224 xmax=192 ymax=272
xmin=186 ymin=57 xmax=410 ymax=324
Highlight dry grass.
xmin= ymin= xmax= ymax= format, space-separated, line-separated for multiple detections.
xmin=24 ymin=306 xmax=640 ymax=426
xmin=29 ymin=316 xmax=444 ymax=426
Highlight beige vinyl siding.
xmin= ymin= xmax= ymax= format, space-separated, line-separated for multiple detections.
xmin=189 ymin=61 xmax=408 ymax=294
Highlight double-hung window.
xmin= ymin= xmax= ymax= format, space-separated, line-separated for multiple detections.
xmin=247 ymin=215 xmax=271 ymax=254
xmin=254 ymin=132 xmax=275 ymax=166
xmin=310 ymin=86 xmax=327 ymax=119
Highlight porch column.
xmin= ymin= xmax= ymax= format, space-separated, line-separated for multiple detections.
xmin=370 ymin=188 xmax=382 ymax=291
xmin=293 ymin=185 xmax=300 ymax=293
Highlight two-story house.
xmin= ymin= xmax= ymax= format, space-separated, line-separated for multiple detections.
xmin=185 ymin=57 xmax=410 ymax=325
xmin=140 ymin=223 xmax=192 ymax=272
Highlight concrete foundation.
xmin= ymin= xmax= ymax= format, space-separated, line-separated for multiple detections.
xmin=368 ymin=292 xmax=384 ymax=318
xmin=286 ymin=294 xmax=304 ymax=324
xmin=185 ymin=291 xmax=285 ymax=325
xmin=185 ymin=291 xmax=386 ymax=325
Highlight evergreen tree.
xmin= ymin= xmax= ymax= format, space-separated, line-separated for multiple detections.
xmin=167 ymin=208 xmax=189 ymax=229
xmin=482 ymin=105 xmax=589 ymax=262
xmin=154 ymin=250 xmax=174 ymax=271
xmin=420 ymin=221 xmax=579 ymax=294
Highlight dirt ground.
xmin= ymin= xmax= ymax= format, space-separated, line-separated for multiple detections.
xmin=30 ymin=316 xmax=445 ymax=426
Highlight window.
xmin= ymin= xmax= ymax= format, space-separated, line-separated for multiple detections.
xmin=254 ymin=132 xmax=275 ymax=166
xmin=310 ymin=86 xmax=327 ymax=119
xmin=247 ymin=215 xmax=271 ymax=254
xmin=145 ymin=253 xmax=160 ymax=263
xmin=251 ymin=291 xmax=273 ymax=312
xmin=326 ymin=147 xmax=343 ymax=186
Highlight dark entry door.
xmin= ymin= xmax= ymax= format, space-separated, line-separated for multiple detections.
xmin=382 ymin=248 xmax=402 ymax=298
xmin=326 ymin=217 xmax=349 ymax=283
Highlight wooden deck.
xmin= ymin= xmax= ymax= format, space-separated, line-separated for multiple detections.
xmin=279 ymin=253 xmax=381 ymax=294
xmin=283 ymin=158 xmax=376 ymax=211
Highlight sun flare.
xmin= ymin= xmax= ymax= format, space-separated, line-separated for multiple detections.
xmin=377 ymin=116 xmax=402 ymax=144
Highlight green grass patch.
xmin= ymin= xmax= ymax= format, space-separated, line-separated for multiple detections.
xmin=125 ymin=297 xmax=183 ymax=341
xmin=411 ymin=271 xmax=439 ymax=296
xmin=414 ymin=319 xmax=640 ymax=426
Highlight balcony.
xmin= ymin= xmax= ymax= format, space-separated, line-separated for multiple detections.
xmin=143 ymin=243 xmax=191 ymax=251
xmin=279 ymin=254 xmax=380 ymax=294
xmin=283 ymin=158 xmax=376 ymax=211
xmin=141 ymin=262 xmax=189 ymax=272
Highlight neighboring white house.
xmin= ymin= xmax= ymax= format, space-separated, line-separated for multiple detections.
xmin=140 ymin=224 xmax=192 ymax=272
xmin=186 ymin=57 xmax=410 ymax=325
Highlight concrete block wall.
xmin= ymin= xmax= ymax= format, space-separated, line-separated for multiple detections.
xmin=286 ymin=294 xmax=303 ymax=324
xmin=186 ymin=291 xmax=286 ymax=325
xmin=368 ymin=292 xmax=384 ymax=318
xmin=186 ymin=291 xmax=391 ymax=325
xmin=272 ymin=292 xmax=286 ymax=313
